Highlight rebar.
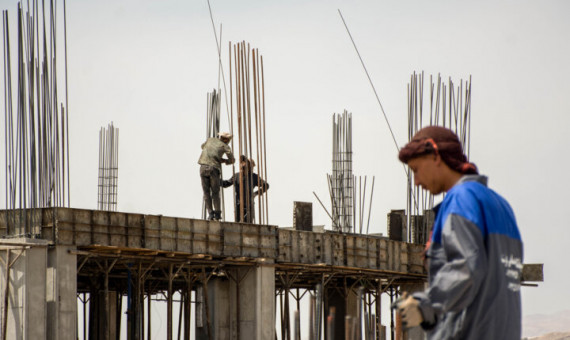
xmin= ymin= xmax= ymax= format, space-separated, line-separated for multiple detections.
xmin=331 ymin=110 xmax=353 ymax=232
xmin=406 ymin=71 xmax=472 ymax=243
xmin=2 ymin=1 xmax=70 ymax=235
xmin=327 ymin=111 xmax=376 ymax=234
xmin=201 ymin=89 xmax=224 ymax=220
xmin=228 ymin=41 xmax=269 ymax=224
xmin=97 ymin=122 xmax=119 ymax=211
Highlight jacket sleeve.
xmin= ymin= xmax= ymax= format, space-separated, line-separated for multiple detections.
xmin=224 ymin=145 xmax=235 ymax=163
xmin=414 ymin=213 xmax=488 ymax=328
xmin=222 ymin=174 xmax=235 ymax=188
xmin=254 ymin=174 xmax=269 ymax=194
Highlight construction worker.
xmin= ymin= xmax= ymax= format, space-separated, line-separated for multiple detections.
xmin=198 ymin=132 xmax=234 ymax=221
xmin=394 ymin=126 xmax=523 ymax=339
xmin=222 ymin=156 xmax=269 ymax=223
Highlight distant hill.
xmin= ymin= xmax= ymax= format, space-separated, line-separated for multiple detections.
xmin=523 ymin=310 xmax=570 ymax=338
xmin=523 ymin=332 xmax=570 ymax=340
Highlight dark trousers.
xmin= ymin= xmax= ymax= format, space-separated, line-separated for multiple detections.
xmin=200 ymin=165 xmax=221 ymax=214
xmin=234 ymin=199 xmax=255 ymax=223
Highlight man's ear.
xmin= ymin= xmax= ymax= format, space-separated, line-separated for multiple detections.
xmin=433 ymin=153 xmax=443 ymax=165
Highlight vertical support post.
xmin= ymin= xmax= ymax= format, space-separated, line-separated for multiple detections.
xmin=104 ymin=260 xmax=110 ymax=340
xmin=167 ymin=264 xmax=173 ymax=340
xmin=296 ymin=289 xmax=301 ymax=340
xmin=356 ymin=287 xmax=362 ymax=340
xmin=376 ymin=284 xmax=381 ymax=340
xmin=184 ymin=271 xmax=192 ymax=340
xmin=147 ymin=291 xmax=152 ymax=340
xmin=1 ymin=250 xmax=10 ymax=340
xmin=177 ymin=291 xmax=183 ymax=340
xmin=284 ymin=286 xmax=290 ymax=340
xmin=83 ymin=293 xmax=87 ymax=340
xmin=390 ymin=288 xmax=394 ymax=340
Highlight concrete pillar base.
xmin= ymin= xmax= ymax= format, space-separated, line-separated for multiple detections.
xmin=196 ymin=265 xmax=275 ymax=340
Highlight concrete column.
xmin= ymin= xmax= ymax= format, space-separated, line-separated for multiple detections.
xmin=46 ymin=245 xmax=77 ymax=340
xmin=196 ymin=278 xmax=231 ymax=340
xmin=388 ymin=210 xmax=407 ymax=242
xmin=249 ymin=265 xmax=275 ymax=340
xmin=89 ymin=290 xmax=118 ymax=340
xmin=0 ymin=242 xmax=48 ymax=340
xmin=324 ymin=288 xmax=358 ymax=339
xmin=196 ymin=265 xmax=275 ymax=340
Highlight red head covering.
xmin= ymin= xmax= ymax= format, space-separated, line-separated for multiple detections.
xmin=398 ymin=126 xmax=478 ymax=175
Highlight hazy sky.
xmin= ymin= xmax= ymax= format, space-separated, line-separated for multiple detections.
xmin=1 ymin=0 xmax=569 ymax=333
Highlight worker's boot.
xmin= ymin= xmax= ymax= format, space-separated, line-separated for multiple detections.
xmin=207 ymin=211 xmax=216 ymax=221
xmin=214 ymin=211 xmax=222 ymax=221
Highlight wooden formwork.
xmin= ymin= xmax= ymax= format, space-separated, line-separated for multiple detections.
xmin=0 ymin=208 xmax=425 ymax=275
xmin=276 ymin=228 xmax=424 ymax=274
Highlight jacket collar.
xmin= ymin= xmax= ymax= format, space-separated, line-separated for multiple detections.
xmin=432 ymin=175 xmax=488 ymax=214
xmin=454 ymin=174 xmax=488 ymax=187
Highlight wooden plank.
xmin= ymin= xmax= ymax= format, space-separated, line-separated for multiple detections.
xmin=144 ymin=215 xmax=161 ymax=250
xmin=126 ymin=214 xmax=144 ymax=248
xmin=222 ymin=222 xmax=242 ymax=257
xmin=175 ymin=218 xmax=192 ymax=253
xmin=158 ymin=216 xmax=176 ymax=252
xmin=92 ymin=210 xmax=111 ymax=246
xmin=331 ymin=233 xmax=344 ymax=266
xmin=277 ymin=229 xmax=292 ymax=262
xmin=191 ymin=219 xmax=210 ymax=254
xmin=379 ymin=239 xmax=388 ymax=270
xmin=109 ymin=212 xmax=127 ymax=247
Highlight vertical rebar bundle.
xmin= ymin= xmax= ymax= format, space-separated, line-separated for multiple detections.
xmin=206 ymin=89 xmax=221 ymax=139
xmin=328 ymin=111 xmax=375 ymax=234
xmin=228 ymin=41 xmax=269 ymax=224
xmin=2 ymin=1 xmax=70 ymax=235
xmin=406 ymin=71 xmax=472 ymax=242
xmin=202 ymin=88 xmax=223 ymax=220
xmin=330 ymin=110 xmax=353 ymax=232
xmin=97 ymin=122 xmax=119 ymax=211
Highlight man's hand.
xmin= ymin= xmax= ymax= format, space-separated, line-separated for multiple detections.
xmin=393 ymin=292 xmax=423 ymax=329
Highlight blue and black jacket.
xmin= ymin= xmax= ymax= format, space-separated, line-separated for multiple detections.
xmin=414 ymin=175 xmax=523 ymax=340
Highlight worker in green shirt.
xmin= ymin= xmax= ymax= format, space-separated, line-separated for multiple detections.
xmin=198 ymin=132 xmax=234 ymax=220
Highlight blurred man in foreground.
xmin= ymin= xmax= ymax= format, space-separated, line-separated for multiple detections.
xmin=394 ymin=126 xmax=523 ymax=340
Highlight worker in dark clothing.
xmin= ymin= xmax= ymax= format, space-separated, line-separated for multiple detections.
xmin=394 ymin=126 xmax=523 ymax=340
xmin=198 ymin=132 xmax=234 ymax=221
xmin=222 ymin=156 xmax=269 ymax=223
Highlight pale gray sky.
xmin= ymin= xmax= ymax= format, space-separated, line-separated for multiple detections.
xmin=1 ymin=0 xmax=569 ymax=333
